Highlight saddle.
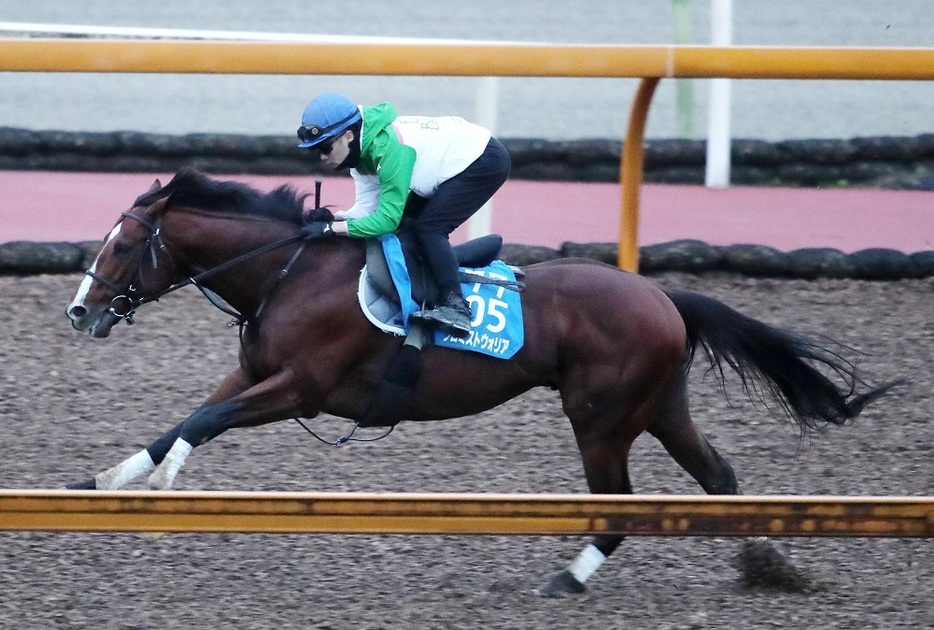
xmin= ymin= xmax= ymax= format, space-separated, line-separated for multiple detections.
xmin=365 ymin=229 xmax=505 ymax=309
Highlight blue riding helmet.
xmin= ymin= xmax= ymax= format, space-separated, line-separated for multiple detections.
xmin=297 ymin=92 xmax=362 ymax=148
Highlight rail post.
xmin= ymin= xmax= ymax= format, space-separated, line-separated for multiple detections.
xmin=618 ymin=77 xmax=660 ymax=272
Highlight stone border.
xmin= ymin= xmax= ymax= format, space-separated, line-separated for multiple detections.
xmin=2 ymin=128 xmax=934 ymax=189
xmin=3 ymin=239 xmax=932 ymax=279
xmin=3 ymin=129 xmax=932 ymax=279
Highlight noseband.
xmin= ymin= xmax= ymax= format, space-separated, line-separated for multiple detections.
xmin=84 ymin=211 xmax=167 ymax=324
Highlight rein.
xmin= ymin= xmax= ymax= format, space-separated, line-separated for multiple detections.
xmin=145 ymin=232 xmax=308 ymax=324
xmin=91 ymin=211 xmax=307 ymax=326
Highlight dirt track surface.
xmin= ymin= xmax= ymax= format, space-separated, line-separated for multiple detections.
xmin=0 ymin=272 xmax=932 ymax=629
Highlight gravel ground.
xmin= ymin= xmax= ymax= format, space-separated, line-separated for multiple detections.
xmin=0 ymin=272 xmax=932 ymax=629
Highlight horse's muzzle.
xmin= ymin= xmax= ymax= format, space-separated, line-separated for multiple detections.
xmin=66 ymin=303 xmax=121 ymax=338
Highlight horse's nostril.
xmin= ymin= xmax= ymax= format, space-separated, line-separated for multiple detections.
xmin=68 ymin=305 xmax=87 ymax=319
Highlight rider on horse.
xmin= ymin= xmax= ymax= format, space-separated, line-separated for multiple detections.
xmin=297 ymin=92 xmax=511 ymax=338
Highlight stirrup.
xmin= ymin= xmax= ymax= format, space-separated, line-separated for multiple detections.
xmin=437 ymin=318 xmax=472 ymax=339
xmin=411 ymin=307 xmax=472 ymax=338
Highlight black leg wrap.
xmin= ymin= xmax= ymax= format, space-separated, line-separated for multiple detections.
xmin=178 ymin=400 xmax=238 ymax=447
xmin=359 ymin=344 xmax=422 ymax=428
xmin=146 ymin=421 xmax=185 ymax=465
xmin=593 ymin=534 xmax=623 ymax=558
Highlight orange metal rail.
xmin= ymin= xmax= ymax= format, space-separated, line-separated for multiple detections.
xmin=2 ymin=39 xmax=933 ymax=271
xmin=1 ymin=491 xmax=931 ymax=537
xmin=2 ymin=40 xmax=933 ymax=80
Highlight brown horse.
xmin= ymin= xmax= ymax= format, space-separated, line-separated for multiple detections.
xmin=65 ymin=168 xmax=892 ymax=596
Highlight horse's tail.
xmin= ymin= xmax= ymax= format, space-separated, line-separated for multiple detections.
xmin=663 ymin=288 xmax=896 ymax=434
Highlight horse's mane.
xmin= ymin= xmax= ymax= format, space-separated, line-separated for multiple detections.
xmin=135 ymin=167 xmax=308 ymax=224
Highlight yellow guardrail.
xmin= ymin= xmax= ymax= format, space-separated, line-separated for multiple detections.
xmin=2 ymin=40 xmax=934 ymax=79
xmin=3 ymin=39 xmax=933 ymax=270
xmin=1 ymin=490 xmax=932 ymax=537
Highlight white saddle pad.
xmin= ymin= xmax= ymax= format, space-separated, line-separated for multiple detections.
xmin=357 ymin=266 xmax=406 ymax=336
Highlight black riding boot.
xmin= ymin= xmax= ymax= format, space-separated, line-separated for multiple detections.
xmin=409 ymin=229 xmax=473 ymax=338
xmin=411 ymin=292 xmax=473 ymax=338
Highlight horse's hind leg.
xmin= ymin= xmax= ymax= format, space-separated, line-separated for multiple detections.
xmin=536 ymin=469 xmax=633 ymax=596
xmin=538 ymin=374 xmax=735 ymax=597
xmin=647 ymin=374 xmax=738 ymax=495
xmin=647 ymin=376 xmax=811 ymax=591
xmin=538 ymin=297 xmax=687 ymax=597
xmin=537 ymin=415 xmax=649 ymax=596
xmin=537 ymin=386 xmax=652 ymax=596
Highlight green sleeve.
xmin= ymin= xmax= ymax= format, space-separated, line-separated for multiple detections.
xmin=346 ymin=133 xmax=416 ymax=238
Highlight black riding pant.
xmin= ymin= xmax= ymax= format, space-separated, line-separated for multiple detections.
xmin=404 ymin=137 xmax=511 ymax=300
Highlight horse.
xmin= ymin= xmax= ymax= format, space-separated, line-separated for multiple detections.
xmin=64 ymin=168 xmax=893 ymax=596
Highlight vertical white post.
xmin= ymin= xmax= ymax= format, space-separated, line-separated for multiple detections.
xmin=705 ymin=0 xmax=732 ymax=188
xmin=671 ymin=0 xmax=695 ymax=138
xmin=469 ymin=76 xmax=499 ymax=239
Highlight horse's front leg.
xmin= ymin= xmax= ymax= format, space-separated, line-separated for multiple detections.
xmin=147 ymin=369 xmax=302 ymax=490
xmin=66 ymin=368 xmax=255 ymax=490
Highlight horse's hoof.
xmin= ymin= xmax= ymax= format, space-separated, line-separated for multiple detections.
xmin=534 ymin=569 xmax=587 ymax=597
xmin=736 ymin=537 xmax=815 ymax=593
xmin=64 ymin=478 xmax=96 ymax=490
xmin=140 ymin=532 xmax=167 ymax=542
xmin=147 ymin=467 xmax=172 ymax=491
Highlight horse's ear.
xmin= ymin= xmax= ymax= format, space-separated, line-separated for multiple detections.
xmin=133 ymin=178 xmax=171 ymax=209
xmin=149 ymin=196 xmax=171 ymax=217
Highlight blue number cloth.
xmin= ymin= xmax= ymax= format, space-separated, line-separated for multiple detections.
xmin=381 ymin=234 xmax=524 ymax=360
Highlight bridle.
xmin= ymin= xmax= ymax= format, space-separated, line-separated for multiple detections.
xmin=84 ymin=211 xmax=171 ymax=324
xmin=86 ymin=210 xmax=307 ymax=327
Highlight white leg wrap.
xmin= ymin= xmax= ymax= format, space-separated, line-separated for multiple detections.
xmin=147 ymin=439 xmax=193 ymax=490
xmin=567 ymin=544 xmax=607 ymax=584
xmin=95 ymin=450 xmax=155 ymax=490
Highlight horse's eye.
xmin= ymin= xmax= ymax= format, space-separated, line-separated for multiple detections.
xmin=112 ymin=242 xmax=133 ymax=256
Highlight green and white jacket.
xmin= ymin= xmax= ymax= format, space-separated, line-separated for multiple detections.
xmin=341 ymin=102 xmax=491 ymax=238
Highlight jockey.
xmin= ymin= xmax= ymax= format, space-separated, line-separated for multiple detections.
xmin=297 ymin=92 xmax=511 ymax=338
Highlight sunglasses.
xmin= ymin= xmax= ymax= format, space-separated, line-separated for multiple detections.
xmin=316 ymin=138 xmax=337 ymax=156
xmin=296 ymin=127 xmax=340 ymax=155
